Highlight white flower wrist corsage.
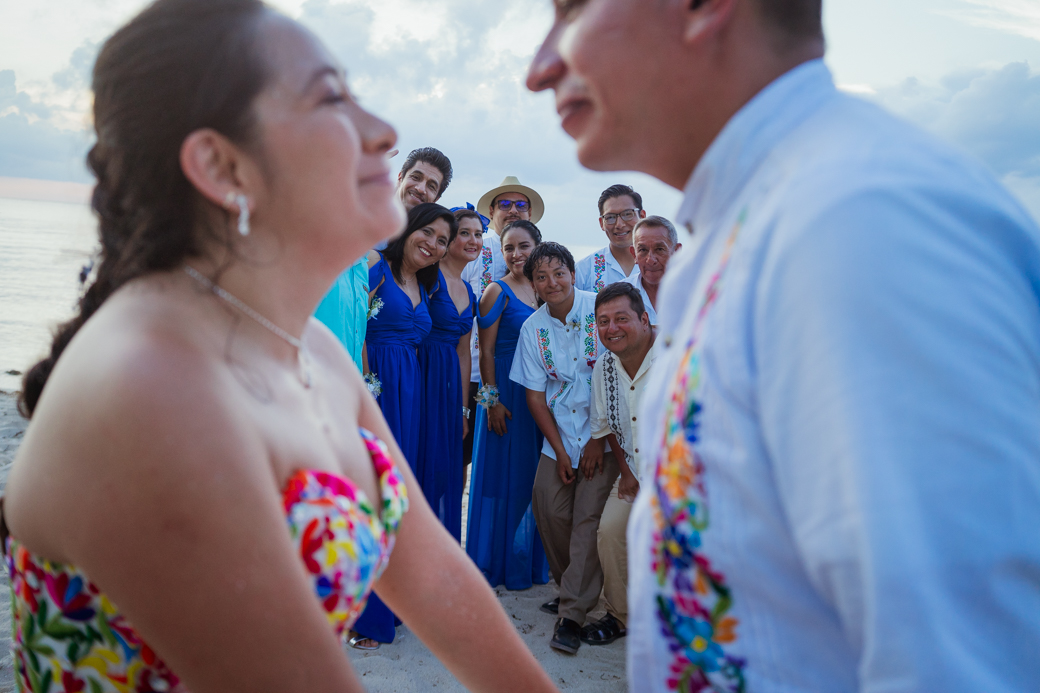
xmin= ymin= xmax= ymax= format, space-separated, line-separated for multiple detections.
xmin=477 ymin=384 xmax=500 ymax=409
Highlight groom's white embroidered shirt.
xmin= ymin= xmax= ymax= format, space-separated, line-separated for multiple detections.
xmin=627 ymin=59 xmax=1040 ymax=693
xmin=511 ymin=289 xmax=601 ymax=467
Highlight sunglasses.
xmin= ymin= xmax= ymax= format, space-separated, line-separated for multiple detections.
xmin=495 ymin=199 xmax=530 ymax=212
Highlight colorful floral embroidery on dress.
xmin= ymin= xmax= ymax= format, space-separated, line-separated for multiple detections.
xmin=6 ymin=428 xmax=407 ymax=693
xmin=593 ymin=252 xmax=607 ymax=292
xmin=537 ymin=328 xmax=559 ymax=379
xmin=284 ymin=428 xmax=408 ymax=635
xmin=651 ymin=208 xmax=748 ymax=693
xmin=7 ymin=542 xmax=180 ymax=693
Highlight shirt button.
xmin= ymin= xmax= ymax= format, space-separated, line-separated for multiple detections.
xmin=630 ymin=386 xmax=635 ymax=391
xmin=664 ymin=336 xmax=673 ymax=347
xmin=632 ymin=417 xmax=637 ymax=422
xmin=572 ymin=410 xmax=576 ymax=413
xmin=573 ymin=357 xmax=577 ymax=361
xmin=635 ymin=448 xmax=639 ymax=453
xmin=578 ymin=437 xmax=582 ymax=441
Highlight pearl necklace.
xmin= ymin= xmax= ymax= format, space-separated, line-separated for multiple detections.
xmin=184 ymin=266 xmax=312 ymax=388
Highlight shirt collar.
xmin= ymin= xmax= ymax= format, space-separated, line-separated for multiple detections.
xmin=600 ymin=246 xmax=630 ymax=274
xmin=676 ymin=59 xmax=835 ymax=234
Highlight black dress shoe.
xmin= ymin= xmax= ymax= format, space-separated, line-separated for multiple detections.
xmin=540 ymin=597 xmax=560 ymax=615
xmin=550 ymin=617 xmax=581 ymax=654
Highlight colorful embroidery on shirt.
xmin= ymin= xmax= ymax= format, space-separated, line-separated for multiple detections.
xmin=480 ymin=245 xmax=494 ymax=295
xmin=547 ymin=381 xmax=570 ymax=412
xmin=593 ymin=252 xmax=607 ymax=292
xmin=651 ymin=208 xmax=748 ymax=693
xmin=584 ymin=313 xmax=599 ymax=367
xmin=537 ymin=327 xmax=559 ymax=380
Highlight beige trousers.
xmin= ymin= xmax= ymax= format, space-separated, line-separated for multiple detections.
xmin=532 ymin=452 xmax=619 ymax=625
xmin=597 ymin=476 xmax=633 ymax=626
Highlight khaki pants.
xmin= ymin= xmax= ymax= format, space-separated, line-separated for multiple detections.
xmin=597 ymin=476 xmax=633 ymax=626
xmin=532 ymin=452 xmax=620 ymax=625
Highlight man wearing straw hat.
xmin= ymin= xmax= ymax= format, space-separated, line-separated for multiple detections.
xmin=460 ymin=176 xmax=546 ymax=455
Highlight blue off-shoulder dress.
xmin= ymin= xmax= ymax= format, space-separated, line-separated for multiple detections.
xmin=416 ymin=270 xmax=476 ymax=543
xmin=466 ymin=280 xmax=550 ymax=590
xmin=354 ymin=253 xmax=432 ymax=644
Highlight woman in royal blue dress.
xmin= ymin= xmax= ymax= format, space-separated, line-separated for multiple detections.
xmin=467 ymin=220 xmax=550 ymax=590
xmin=354 ymin=201 xmax=455 ymax=648
xmin=416 ymin=208 xmax=482 ymax=542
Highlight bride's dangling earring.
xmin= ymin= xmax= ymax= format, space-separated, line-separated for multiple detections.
xmin=225 ymin=191 xmax=251 ymax=236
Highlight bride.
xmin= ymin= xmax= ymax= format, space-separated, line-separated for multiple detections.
xmin=4 ymin=1 xmax=558 ymax=691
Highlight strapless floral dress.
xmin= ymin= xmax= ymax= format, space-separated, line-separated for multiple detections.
xmin=5 ymin=428 xmax=408 ymax=693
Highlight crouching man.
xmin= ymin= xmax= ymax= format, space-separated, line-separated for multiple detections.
xmin=581 ymin=282 xmax=658 ymax=646
xmin=511 ymin=242 xmax=618 ymax=655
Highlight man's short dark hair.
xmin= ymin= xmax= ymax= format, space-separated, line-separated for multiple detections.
xmin=399 ymin=147 xmax=453 ymax=199
xmin=754 ymin=0 xmax=823 ymax=43
xmin=524 ymin=241 xmax=574 ymax=281
xmin=595 ymin=281 xmax=646 ymax=318
xmin=598 ymin=184 xmax=642 ymax=216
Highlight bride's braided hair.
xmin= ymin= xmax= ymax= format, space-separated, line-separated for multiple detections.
xmin=19 ymin=0 xmax=270 ymax=417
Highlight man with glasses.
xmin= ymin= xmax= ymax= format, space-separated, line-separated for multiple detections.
xmin=624 ymin=216 xmax=682 ymax=328
xmin=575 ymin=184 xmax=646 ymax=293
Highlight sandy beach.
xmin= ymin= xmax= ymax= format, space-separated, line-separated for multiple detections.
xmin=0 ymin=389 xmax=626 ymax=692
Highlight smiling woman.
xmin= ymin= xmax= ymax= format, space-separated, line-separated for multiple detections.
xmin=1 ymin=1 xmax=558 ymax=692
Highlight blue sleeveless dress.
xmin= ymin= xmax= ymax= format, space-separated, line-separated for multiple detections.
xmin=355 ymin=254 xmax=432 ymax=643
xmin=417 ymin=271 xmax=476 ymax=543
xmin=466 ymin=280 xmax=550 ymax=589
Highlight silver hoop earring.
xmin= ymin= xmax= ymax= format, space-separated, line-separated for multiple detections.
xmin=235 ymin=193 xmax=251 ymax=236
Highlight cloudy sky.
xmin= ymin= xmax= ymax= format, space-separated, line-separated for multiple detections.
xmin=1 ymin=0 xmax=1039 ymax=248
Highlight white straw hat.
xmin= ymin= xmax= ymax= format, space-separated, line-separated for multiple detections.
xmin=477 ymin=176 xmax=545 ymax=226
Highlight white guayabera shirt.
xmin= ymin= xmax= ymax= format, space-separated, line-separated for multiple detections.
xmin=627 ymin=60 xmax=1040 ymax=693
xmin=510 ymin=289 xmax=601 ymax=467
xmin=575 ymin=246 xmax=639 ymax=294
xmin=462 ymin=229 xmax=508 ymax=383
xmin=589 ymin=340 xmax=659 ymax=481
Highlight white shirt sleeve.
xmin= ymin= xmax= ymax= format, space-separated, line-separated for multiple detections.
xmin=755 ymin=183 xmax=1040 ymax=690
xmin=574 ymin=252 xmax=594 ymax=292
xmin=509 ymin=320 xmax=549 ymax=392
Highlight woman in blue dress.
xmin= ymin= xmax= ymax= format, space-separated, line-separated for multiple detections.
xmin=353 ymin=202 xmax=455 ymax=648
xmin=416 ymin=209 xmax=482 ymax=542
xmin=467 ymin=220 xmax=550 ymax=590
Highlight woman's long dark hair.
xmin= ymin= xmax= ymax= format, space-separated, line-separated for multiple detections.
xmin=19 ymin=0 xmax=271 ymax=417
xmin=383 ymin=202 xmax=458 ymax=293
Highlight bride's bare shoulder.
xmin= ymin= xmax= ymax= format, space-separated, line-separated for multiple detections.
xmin=4 ymin=283 xmax=263 ymax=559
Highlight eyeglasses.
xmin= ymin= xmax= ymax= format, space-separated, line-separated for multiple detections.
xmin=601 ymin=209 xmax=640 ymax=225
xmin=495 ymin=199 xmax=530 ymax=212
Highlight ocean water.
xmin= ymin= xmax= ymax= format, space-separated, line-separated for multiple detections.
xmin=0 ymin=198 xmax=97 ymax=393
xmin=0 ymin=196 xmax=604 ymax=393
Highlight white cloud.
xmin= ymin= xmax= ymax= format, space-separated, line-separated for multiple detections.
xmin=943 ymin=0 xmax=1040 ymax=42
xmin=872 ymin=61 xmax=1040 ymax=221
xmin=875 ymin=62 xmax=1040 ymax=178
xmin=296 ymin=0 xmax=681 ymax=246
